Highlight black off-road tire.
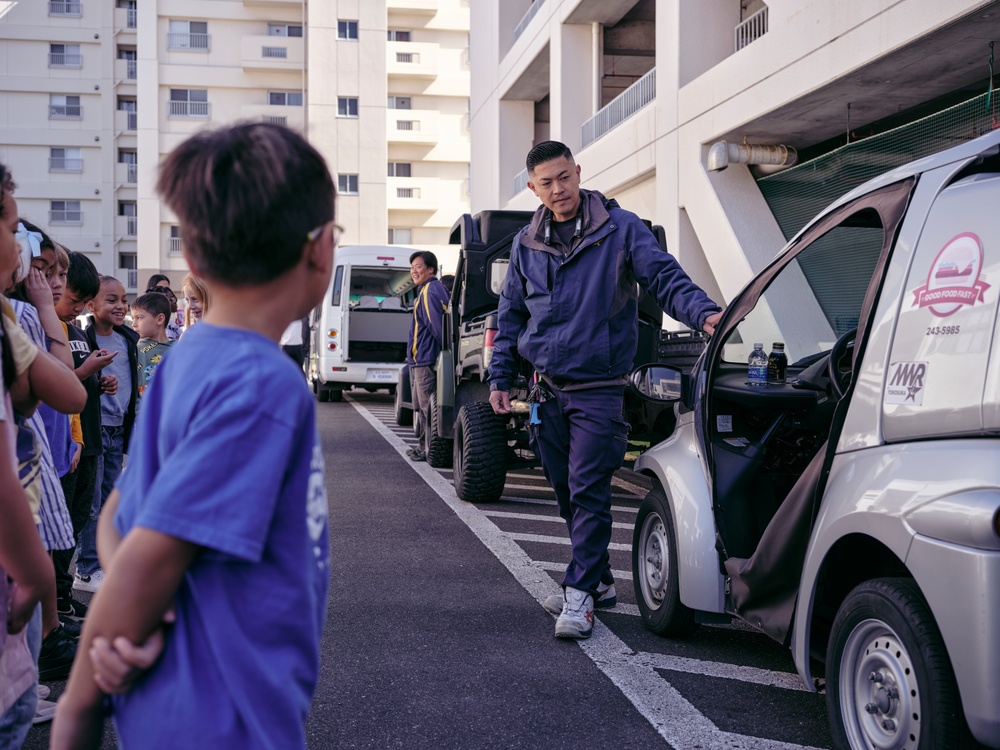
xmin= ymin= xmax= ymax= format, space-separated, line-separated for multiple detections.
xmin=329 ymin=389 xmax=344 ymax=403
xmin=317 ymin=387 xmax=330 ymax=403
xmin=632 ymin=486 xmax=698 ymax=637
xmin=424 ymin=393 xmax=453 ymax=468
xmin=395 ymin=383 xmax=413 ymax=426
xmin=827 ymin=577 xmax=976 ymax=750
xmin=453 ymin=402 xmax=507 ymax=503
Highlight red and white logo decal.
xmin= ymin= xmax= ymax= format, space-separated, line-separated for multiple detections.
xmin=911 ymin=233 xmax=989 ymax=318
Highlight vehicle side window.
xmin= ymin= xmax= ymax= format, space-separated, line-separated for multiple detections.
xmin=331 ymin=266 xmax=344 ymax=306
xmin=722 ymin=210 xmax=885 ymax=366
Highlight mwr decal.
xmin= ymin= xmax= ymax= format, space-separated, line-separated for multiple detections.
xmin=885 ymin=361 xmax=927 ymax=406
xmin=911 ymin=233 xmax=989 ymax=318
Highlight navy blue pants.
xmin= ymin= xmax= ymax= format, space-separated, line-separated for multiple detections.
xmin=529 ymin=385 xmax=629 ymax=597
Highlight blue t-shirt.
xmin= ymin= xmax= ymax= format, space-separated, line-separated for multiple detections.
xmin=111 ymin=324 xmax=330 ymax=749
xmin=95 ymin=331 xmax=131 ymax=426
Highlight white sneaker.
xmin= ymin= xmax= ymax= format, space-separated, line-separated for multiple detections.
xmin=554 ymin=587 xmax=594 ymax=639
xmin=36 ymin=684 xmax=51 ymax=700
xmin=544 ymin=581 xmax=616 ymax=615
xmin=33 ymin=699 xmax=58 ymax=725
xmin=73 ymin=569 xmax=105 ymax=593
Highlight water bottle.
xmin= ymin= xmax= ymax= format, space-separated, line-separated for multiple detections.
xmin=767 ymin=342 xmax=788 ymax=384
xmin=747 ymin=343 xmax=768 ymax=386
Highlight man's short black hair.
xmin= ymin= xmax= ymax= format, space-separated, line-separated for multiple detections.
xmin=409 ymin=250 xmax=438 ymax=276
xmin=66 ymin=251 xmax=100 ymax=301
xmin=526 ymin=141 xmax=574 ymax=175
xmin=131 ymin=291 xmax=171 ymax=321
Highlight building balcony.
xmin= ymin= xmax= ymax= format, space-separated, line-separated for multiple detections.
xmin=387 ymin=177 xmax=439 ymax=212
xmin=114 ymin=58 xmax=138 ymax=82
xmin=735 ymin=6 xmax=768 ymax=52
xmin=581 ymin=67 xmax=655 ymax=149
xmin=115 ymin=109 xmax=138 ymax=131
xmin=49 ymin=52 xmax=82 ymax=68
xmin=168 ymin=237 xmax=182 ymax=256
xmin=387 ymin=41 xmax=438 ymax=79
xmin=240 ymin=104 xmax=304 ymax=130
xmin=167 ymin=33 xmax=211 ymax=52
xmin=113 ymin=7 xmax=137 ymax=31
xmin=241 ymin=35 xmax=303 ymax=71
xmin=116 ymin=215 xmax=137 ymax=238
xmin=115 ymin=162 xmax=138 ymax=185
xmin=242 ymin=0 xmax=299 ymax=6
xmin=49 ymin=157 xmax=83 ymax=173
xmin=387 ymin=0 xmax=437 ymax=14
xmin=49 ymin=1 xmax=81 ymax=17
xmin=386 ymin=109 xmax=440 ymax=145
xmin=167 ymin=100 xmax=210 ymax=118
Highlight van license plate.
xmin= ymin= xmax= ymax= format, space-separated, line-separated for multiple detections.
xmin=368 ymin=369 xmax=395 ymax=382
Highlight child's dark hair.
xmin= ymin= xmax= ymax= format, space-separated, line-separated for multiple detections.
xmin=0 ymin=161 xmax=15 ymax=389
xmin=146 ymin=273 xmax=170 ymax=289
xmin=66 ymin=251 xmax=101 ymax=301
xmin=526 ymin=140 xmax=574 ymax=175
xmin=17 ymin=218 xmax=55 ymax=254
xmin=131 ymin=292 xmax=171 ymax=321
xmin=156 ymin=122 xmax=336 ymax=287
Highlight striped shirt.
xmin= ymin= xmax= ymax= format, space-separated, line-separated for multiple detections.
xmin=11 ymin=300 xmax=74 ymax=551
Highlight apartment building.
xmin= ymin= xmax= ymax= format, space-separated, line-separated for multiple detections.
xmin=0 ymin=0 xmax=469 ymax=293
xmin=470 ymin=0 xmax=1000 ymax=318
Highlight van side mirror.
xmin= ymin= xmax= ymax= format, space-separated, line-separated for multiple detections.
xmin=629 ymin=364 xmax=685 ymax=403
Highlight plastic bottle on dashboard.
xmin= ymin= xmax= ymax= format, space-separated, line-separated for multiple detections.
xmin=767 ymin=342 xmax=788 ymax=384
xmin=747 ymin=343 xmax=768 ymax=387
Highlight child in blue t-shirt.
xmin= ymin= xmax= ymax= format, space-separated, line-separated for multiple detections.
xmin=52 ymin=123 xmax=336 ymax=750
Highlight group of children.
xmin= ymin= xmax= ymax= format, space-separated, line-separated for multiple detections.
xmin=0 ymin=121 xmax=335 ymax=749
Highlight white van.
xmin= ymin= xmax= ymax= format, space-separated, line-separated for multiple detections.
xmin=308 ymin=245 xmax=416 ymax=402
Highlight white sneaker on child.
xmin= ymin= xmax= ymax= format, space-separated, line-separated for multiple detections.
xmin=73 ymin=569 xmax=105 ymax=593
xmin=543 ymin=581 xmax=616 ymax=615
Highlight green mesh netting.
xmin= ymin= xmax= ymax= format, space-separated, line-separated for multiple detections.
xmin=758 ymin=89 xmax=1000 ymax=240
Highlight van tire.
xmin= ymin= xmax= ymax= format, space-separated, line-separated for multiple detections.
xmin=424 ymin=393 xmax=453 ymax=468
xmin=318 ymin=388 xmax=330 ymax=403
xmin=453 ymin=402 xmax=507 ymax=503
xmin=632 ymin=487 xmax=698 ymax=637
xmin=329 ymin=389 xmax=343 ymax=403
xmin=827 ymin=577 xmax=974 ymax=750
xmin=395 ymin=384 xmax=413 ymax=426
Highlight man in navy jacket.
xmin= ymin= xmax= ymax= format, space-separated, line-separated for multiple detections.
xmin=488 ymin=140 xmax=722 ymax=639
xmin=406 ymin=250 xmax=449 ymax=462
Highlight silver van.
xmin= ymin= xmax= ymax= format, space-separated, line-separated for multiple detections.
xmin=630 ymin=128 xmax=1000 ymax=748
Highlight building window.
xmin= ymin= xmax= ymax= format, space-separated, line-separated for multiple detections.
xmin=119 ymin=150 xmax=137 ymax=183
xmin=337 ymin=97 xmax=358 ymax=118
xmin=387 ymin=96 xmax=411 ymax=110
xmin=118 ymin=97 xmax=137 ymax=130
xmin=50 ymin=148 xmax=83 ymax=173
xmin=388 ymin=228 xmax=412 ymax=245
xmin=119 ymin=253 xmax=138 ymax=290
xmin=50 ymin=200 xmax=82 ymax=225
xmin=337 ymin=20 xmax=358 ymax=40
xmin=117 ymin=46 xmax=137 ymax=78
xmin=168 ymin=225 xmax=182 ymax=256
xmin=167 ymin=20 xmax=209 ymax=50
xmin=119 ymin=202 xmax=137 ymax=236
xmin=268 ymin=91 xmax=303 ymax=106
xmin=49 ymin=44 xmax=82 ymax=68
xmin=168 ymin=89 xmax=209 ymax=118
xmin=49 ymin=1 xmax=81 ymax=17
xmin=387 ymin=162 xmax=412 ymax=177
xmin=49 ymin=95 xmax=82 ymax=119
xmin=117 ymin=0 xmax=136 ymax=28
xmin=267 ymin=23 xmax=303 ymax=37
xmin=338 ymin=174 xmax=359 ymax=195
xmin=387 ymin=30 xmax=411 ymax=42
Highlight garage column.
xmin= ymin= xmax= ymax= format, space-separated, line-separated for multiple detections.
xmin=551 ymin=22 xmax=595 ymax=153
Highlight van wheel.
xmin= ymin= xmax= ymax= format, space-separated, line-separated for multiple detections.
xmin=395 ymin=385 xmax=413 ymax=426
xmin=632 ymin=487 xmax=697 ymax=636
xmin=329 ymin=389 xmax=344 ymax=403
xmin=827 ymin=577 xmax=973 ymax=750
xmin=453 ymin=402 xmax=507 ymax=503
xmin=317 ymin=388 xmax=330 ymax=403
xmin=424 ymin=393 xmax=453 ymax=468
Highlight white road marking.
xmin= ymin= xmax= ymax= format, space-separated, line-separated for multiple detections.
xmin=634 ymin=652 xmax=812 ymax=693
xmin=507 ymin=532 xmax=632 ymax=551
xmin=349 ymin=397 xmax=826 ymax=750
xmin=501 ymin=496 xmax=640 ymax=515
xmin=482 ymin=510 xmax=633 ymax=530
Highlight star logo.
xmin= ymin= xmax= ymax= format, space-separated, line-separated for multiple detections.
xmin=905 ymin=384 xmax=922 ymax=402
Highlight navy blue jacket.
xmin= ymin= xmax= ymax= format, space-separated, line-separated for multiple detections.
xmin=488 ymin=190 xmax=720 ymax=391
xmin=406 ymin=277 xmax=449 ymax=367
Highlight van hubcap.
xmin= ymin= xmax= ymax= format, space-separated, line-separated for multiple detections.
xmin=638 ymin=513 xmax=668 ymax=608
